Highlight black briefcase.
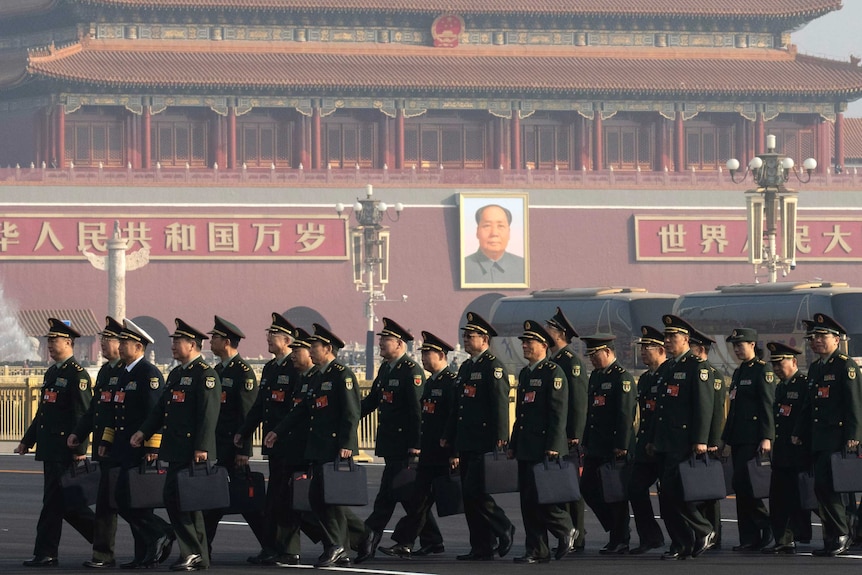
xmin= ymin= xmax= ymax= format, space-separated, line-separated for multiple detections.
xmin=60 ymin=459 xmax=100 ymax=510
xmin=432 ymin=471 xmax=464 ymax=517
xmin=746 ymin=454 xmax=772 ymax=499
xmin=533 ymin=457 xmax=581 ymax=504
xmin=598 ymin=458 xmax=628 ymax=503
xmin=109 ymin=461 xmax=167 ymax=509
xmin=177 ymin=462 xmax=230 ymax=512
xmin=391 ymin=457 xmax=418 ymax=502
xmin=721 ymin=455 xmax=734 ymax=495
xmin=226 ymin=466 xmax=266 ymax=514
xmin=678 ymin=454 xmax=726 ymax=502
xmin=322 ymin=458 xmax=368 ymax=506
xmin=797 ymin=470 xmax=818 ymax=510
xmin=483 ymin=449 xmax=519 ymax=494
xmin=291 ymin=471 xmax=313 ymax=512
xmin=830 ymin=448 xmax=862 ymax=492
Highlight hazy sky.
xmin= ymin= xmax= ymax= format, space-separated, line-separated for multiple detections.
xmin=791 ymin=2 xmax=862 ymax=116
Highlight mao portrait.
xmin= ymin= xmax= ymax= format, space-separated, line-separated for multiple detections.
xmin=460 ymin=193 xmax=529 ymax=289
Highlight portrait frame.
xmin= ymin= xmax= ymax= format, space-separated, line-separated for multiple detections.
xmin=459 ymin=192 xmax=529 ymax=289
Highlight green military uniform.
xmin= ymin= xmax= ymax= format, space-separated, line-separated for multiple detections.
xmin=794 ymin=314 xmax=862 ymax=555
xmin=138 ymin=319 xmax=220 ymax=570
xmin=202 ymin=315 xmax=264 ymax=554
xmin=766 ymin=342 xmax=811 ymax=550
xmin=389 ymin=331 xmax=458 ymax=553
xmin=579 ymin=335 xmax=636 ymax=552
xmin=627 ymin=326 xmax=666 ymax=552
xmin=358 ymin=318 xmax=428 ymax=560
xmin=722 ymin=328 xmax=775 ymax=549
xmin=650 ymin=315 xmax=714 ymax=559
xmin=509 ymin=321 xmax=573 ymax=562
xmin=444 ymin=313 xmax=513 ymax=559
xmin=20 ymin=319 xmax=95 ymax=564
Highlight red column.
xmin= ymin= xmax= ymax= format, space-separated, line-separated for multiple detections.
xmin=674 ymin=110 xmax=684 ymax=172
xmin=510 ymin=112 xmax=521 ymax=169
xmin=142 ymin=106 xmax=151 ymax=169
xmin=593 ymin=112 xmax=603 ymax=171
xmin=227 ymin=106 xmax=237 ymax=169
xmin=497 ymin=117 xmax=506 ymax=169
xmin=579 ymin=115 xmax=590 ymax=170
xmin=54 ymin=104 xmax=65 ymax=168
xmin=395 ymin=109 xmax=404 ymax=169
xmin=655 ymin=116 xmax=667 ymax=171
xmin=311 ymin=104 xmax=321 ymax=170
xmin=755 ymin=110 xmax=765 ymax=156
xmin=735 ymin=116 xmax=747 ymax=166
xmin=296 ymin=113 xmax=309 ymax=169
xmin=820 ymin=118 xmax=829 ymax=174
xmin=835 ymin=112 xmax=844 ymax=171
xmin=132 ymin=113 xmax=140 ymax=168
xmin=381 ymin=114 xmax=392 ymax=169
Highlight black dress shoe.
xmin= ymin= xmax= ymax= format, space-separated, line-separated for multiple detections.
xmin=156 ymin=533 xmax=176 ymax=564
xmin=629 ymin=541 xmax=664 ymax=555
xmin=355 ymin=530 xmax=382 ymax=564
xmin=247 ymin=551 xmax=278 ymax=565
xmin=274 ymin=554 xmax=301 ymax=567
xmin=555 ymin=528 xmax=578 ymax=560
xmin=23 ymin=557 xmax=58 ymax=567
xmin=83 ymin=559 xmax=116 ymax=569
xmin=412 ymin=544 xmax=444 ymax=556
xmin=378 ymin=544 xmax=412 ymax=558
xmin=598 ymin=542 xmax=629 ymax=555
xmin=169 ymin=555 xmax=203 ymax=572
xmin=456 ymin=552 xmax=494 ymax=561
xmin=314 ymin=546 xmax=346 ymax=568
xmin=732 ymin=543 xmax=755 ymax=552
xmin=691 ymin=531 xmax=716 ymax=558
xmin=754 ymin=528 xmax=774 ymax=551
xmin=498 ymin=524 xmax=516 ymax=558
xmin=822 ymin=535 xmax=853 ymax=556
xmin=661 ymin=550 xmax=686 ymax=561
xmin=513 ymin=555 xmax=550 ymax=564
xmin=761 ymin=542 xmax=796 ymax=554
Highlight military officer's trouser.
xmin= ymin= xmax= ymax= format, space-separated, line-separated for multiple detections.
xmin=769 ymin=465 xmax=812 ymax=545
xmin=813 ymin=450 xmax=850 ymax=541
xmin=459 ymin=451 xmax=512 ymax=555
xmin=390 ymin=464 xmax=445 ymax=548
xmin=164 ymin=464 xmax=209 ymax=567
xmin=628 ymin=460 xmax=665 ymax=546
xmin=518 ymin=460 xmax=574 ymax=559
xmin=656 ymin=452 xmax=714 ymax=553
xmin=33 ymin=461 xmax=96 ymax=557
xmin=730 ymin=444 xmax=770 ymax=545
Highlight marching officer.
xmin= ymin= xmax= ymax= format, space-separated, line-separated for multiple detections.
xmin=579 ymin=334 xmax=636 ymax=555
xmin=380 ymin=331 xmax=457 ymax=558
xmin=96 ymin=319 xmax=174 ymax=569
xmin=722 ymin=328 xmax=775 ymax=552
xmin=17 ymin=318 xmax=95 ymax=567
xmin=627 ymin=326 xmax=667 ymax=555
xmin=131 ymin=319 xmax=221 ymax=572
xmin=508 ymin=321 xmax=577 ymax=563
xmin=544 ymin=307 xmax=588 ymax=553
xmin=688 ymin=327 xmax=726 ymax=549
xmin=647 ymin=314 xmax=715 ymax=560
xmin=443 ymin=312 xmax=515 ymax=561
xmin=266 ymin=323 xmax=361 ymax=568
xmin=68 ymin=316 xmax=126 ymax=568
xmin=792 ymin=313 xmax=862 ymax=557
xmin=203 ymin=316 xmax=266 ymax=555
xmin=356 ymin=318 xmax=428 ymax=563
xmin=763 ymin=342 xmax=810 ymax=554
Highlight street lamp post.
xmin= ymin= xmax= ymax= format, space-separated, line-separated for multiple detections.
xmin=337 ymin=185 xmax=404 ymax=379
xmin=726 ymin=135 xmax=816 ymax=283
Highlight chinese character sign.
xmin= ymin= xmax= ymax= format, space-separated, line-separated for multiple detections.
xmin=0 ymin=215 xmax=348 ymax=260
xmin=635 ymin=216 xmax=862 ymax=261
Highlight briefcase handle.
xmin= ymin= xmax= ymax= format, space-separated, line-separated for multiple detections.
xmin=332 ymin=456 xmax=359 ymax=472
xmin=68 ymin=458 xmax=95 ymax=477
xmin=138 ymin=459 xmax=165 ymax=474
xmin=841 ymin=446 xmax=862 ymax=459
xmin=187 ymin=461 xmax=219 ymax=476
xmin=752 ymin=451 xmax=772 ymax=467
xmin=540 ymin=455 xmax=567 ymax=471
xmin=405 ymin=455 xmax=420 ymax=469
xmin=686 ymin=453 xmax=713 ymax=468
xmin=487 ymin=448 xmax=508 ymax=461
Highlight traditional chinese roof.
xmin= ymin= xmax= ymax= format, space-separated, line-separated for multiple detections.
xmin=14 ymin=39 xmax=862 ymax=100
xmin=18 ymin=308 xmax=101 ymax=337
xmin=66 ymin=0 xmax=840 ymax=19
xmin=843 ymin=118 xmax=862 ymax=160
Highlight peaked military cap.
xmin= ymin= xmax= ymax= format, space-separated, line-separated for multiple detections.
xmin=726 ymin=327 xmax=758 ymax=343
xmin=46 ymin=317 xmax=81 ymax=339
xmin=309 ymin=323 xmax=345 ymax=350
xmin=120 ymin=318 xmax=155 ymax=345
xmin=100 ymin=316 xmax=124 ymax=338
xmin=208 ymin=315 xmax=246 ymax=339
xmin=267 ymin=312 xmax=297 ymax=337
xmin=637 ymin=325 xmax=664 ymax=346
xmin=519 ymin=320 xmax=552 ymax=346
xmin=461 ymin=311 xmax=497 ymax=337
xmin=420 ymin=331 xmax=454 ymax=354
xmin=289 ymin=327 xmax=313 ymax=349
xmin=689 ymin=327 xmax=716 ymax=347
xmin=807 ymin=313 xmax=846 ymax=336
xmin=581 ymin=333 xmax=616 ymax=355
xmin=377 ymin=317 xmax=414 ymax=341
xmin=662 ymin=314 xmax=696 ymax=335
xmin=546 ymin=307 xmax=578 ymax=342
xmin=767 ymin=341 xmax=802 ymax=362
xmin=170 ymin=318 xmax=208 ymax=342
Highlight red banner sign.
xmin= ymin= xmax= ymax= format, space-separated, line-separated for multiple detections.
xmin=0 ymin=214 xmax=348 ymax=260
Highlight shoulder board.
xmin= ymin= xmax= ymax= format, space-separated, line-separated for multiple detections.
xmin=839 ymin=354 xmax=849 ymax=361
xmin=696 ymin=356 xmax=707 ymax=363
xmin=71 ymin=361 xmax=84 ymax=371
xmin=198 ymin=360 xmax=212 ymax=369
xmin=543 ymin=360 xmax=559 ymax=371
xmin=755 ymin=359 xmax=766 ymax=365
xmin=612 ymin=364 xmax=625 ymax=373
xmin=560 ymin=349 xmax=574 ymax=358
xmin=333 ymin=363 xmax=345 ymax=371
xmin=242 ymin=363 xmax=251 ymax=371
xmin=486 ymin=353 xmax=497 ymax=361
xmin=441 ymin=370 xmax=458 ymax=381
xmin=401 ymin=358 xmax=416 ymax=368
